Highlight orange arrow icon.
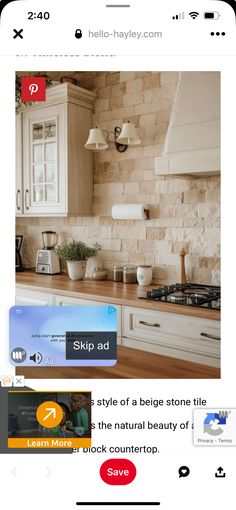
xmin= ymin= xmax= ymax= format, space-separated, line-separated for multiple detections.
xmin=36 ymin=401 xmax=63 ymax=428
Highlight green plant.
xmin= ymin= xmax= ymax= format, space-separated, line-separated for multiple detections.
xmin=56 ymin=240 xmax=101 ymax=262
xmin=15 ymin=73 xmax=52 ymax=113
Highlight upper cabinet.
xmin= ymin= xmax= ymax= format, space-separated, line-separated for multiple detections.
xmin=16 ymin=83 xmax=96 ymax=216
xmin=155 ymin=72 xmax=220 ymax=177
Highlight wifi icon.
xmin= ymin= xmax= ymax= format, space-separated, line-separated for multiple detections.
xmin=189 ymin=11 xmax=199 ymax=19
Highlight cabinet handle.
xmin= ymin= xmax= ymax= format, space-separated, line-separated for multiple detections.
xmin=16 ymin=189 xmax=21 ymax=210
xmin=200 ymin=332 xmax=220 ymax=341
xmin=139 ymin=320 xmax=160 ymax=328
xmin=25 ymin=189 xmax=30 ymax=210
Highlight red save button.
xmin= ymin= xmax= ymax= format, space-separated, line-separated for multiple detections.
xmin=100 ymin=458 xmax=136 ymax=485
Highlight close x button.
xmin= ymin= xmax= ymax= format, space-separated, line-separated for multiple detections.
xmin=13 ymin=29 xmax=24 ymax=39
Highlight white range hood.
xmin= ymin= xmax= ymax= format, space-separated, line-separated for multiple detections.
xmin=155 ymin=72 xmax=220 ymax=177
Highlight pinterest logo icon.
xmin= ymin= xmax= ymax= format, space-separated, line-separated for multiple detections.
xmin=29 ymin=83 xmax=39 ymax=95
xmin=21 ymin=77 xmax=46 ymax=102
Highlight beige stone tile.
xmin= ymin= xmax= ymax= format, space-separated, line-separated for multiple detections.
xmin=126 ymin=79 xmax=143 ymax=94
xmin=183 ymin=190 xmax=205 ymax=203
xmin=94 ymin=74 xmax=106 ymax=88
xmin=143 ymin=74 xmax=161 ymax=90
xmin=143 ymin=144 xmax=163 ymax=157
xmin=113 ymin=251 xmax=129 ymax=262
xmin=139 ymin=112 xmax=156 ymax=127
xmin=129 ymin=252 xmax=145 ymax=265
xmin=198 ymin=257 xmax=220 ymax=270
xmin=147 ymin=227 xmax=165 ymax=240
xmin=143 ymin=170 xmax=155 ymax=181
xmin=94 ymin=99 xmax=110 ymax=113
xmin=98 ymin=86 xmax=112 ymax=99
xmin=211 ymin=270 xmax=220 ymax=285
xmin=110 ymin=96 xmax=124 ymax=109
xmin=120 ymin=72 xmax=136 ymax=82
xmin=134 ymin=71 xmax=151 ymax=79
xmin=122 ymin=239 xmax=138 ymax=252
xmin=192 ymin=268 xmax=212 ymax=284
xmin=133 ymin=157 xmax=152 ymax=171
xmin=171 ymin=241 xmax=191 ymax=254
xmin=112 ymin=225 xmax=146 ymax=240
xmin=112 ymin=83 xmax=126 ymax=97
xmin=138 ymin=239 xmax=155 ymax=252
xmin=124 ymin=182 xmax=139 ymax=194
xmin=112 ymin=219 xmax=135 ymax=227
xmin=129 ymin=169 xmax=145 ymax=182
xmin=160 ymin=72 xmax=179 ymax=86
xmin=124 ymin=93 xmax=144 ymax=107
xmin=99 ymin=238 xmax=121 ymax=251
xmin=106 ymin=72 xmax=120 ymax=85
xmin=155 ymin=110 xmax=170 ymax=124
xmin=139 ymin=181 xmax=155 ymax=194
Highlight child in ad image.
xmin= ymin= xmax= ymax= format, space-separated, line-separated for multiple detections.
xmin=69 ymin=393 xmax=89 ymax=437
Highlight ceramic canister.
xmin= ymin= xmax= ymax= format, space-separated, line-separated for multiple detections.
xmin=137 ymin=265 xmax=152 ymax=286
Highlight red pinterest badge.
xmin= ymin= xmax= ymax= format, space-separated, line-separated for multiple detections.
xmin=21 ymin=77 xmax=46 ymax=102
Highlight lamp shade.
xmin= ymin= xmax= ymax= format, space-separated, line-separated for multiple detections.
xmin=116 ymin=122 xmax=141 ymax=146
xmin=84 ymin=128 xmax=108 ymax=151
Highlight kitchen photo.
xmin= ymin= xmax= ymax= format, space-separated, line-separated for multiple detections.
xmin=15 ymin=70 xmax=220 ymax=379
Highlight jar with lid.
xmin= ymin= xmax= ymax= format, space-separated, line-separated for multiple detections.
xmin=113 ymin=265 xmax=123 ymax=282
xmin=137 ymin=265 xmax=152 ymax=286
xmin=92 ymin=267 xmax=107 ymax=280
xmin=123 ymin=266 xmax=137 ymax=284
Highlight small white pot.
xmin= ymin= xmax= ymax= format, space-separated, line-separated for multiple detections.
xmin=137 ymin=265 xmax=152 ymax=286
xmin=67 ymin=260 xmax=87 ymax=280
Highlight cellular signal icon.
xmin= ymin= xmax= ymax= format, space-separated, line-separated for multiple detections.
xmin=189 ymin=11 xmax=200 ymax=19
xmin=172 ymin=12 xmax=185 ymax=20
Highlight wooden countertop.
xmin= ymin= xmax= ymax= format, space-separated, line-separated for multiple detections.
xmin=16 ymin=271 xmax=220 ymax=320
xmin=17 ymin=345 xmax=220 ymax=379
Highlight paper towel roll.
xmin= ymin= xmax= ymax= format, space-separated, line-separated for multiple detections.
xmin=111 ymin=204 xmax=149 ymax=220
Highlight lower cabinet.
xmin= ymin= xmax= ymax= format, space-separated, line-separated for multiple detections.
xmin=54 ymin=294 xmax=122 ymax=344
xmin=122 ymin=306 xmax=220 ymax=367
xmin=15 ymin=287 xmax=220 ymax=366
xmin=15 ymin=288 xmax=54 ymax=306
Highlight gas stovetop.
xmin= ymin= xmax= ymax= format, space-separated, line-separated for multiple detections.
xmin=140 ymin=283 xmax=221 ymax=309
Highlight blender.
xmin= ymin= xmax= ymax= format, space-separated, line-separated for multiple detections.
xmin=35 ymin=231 xmax=60 ymax=274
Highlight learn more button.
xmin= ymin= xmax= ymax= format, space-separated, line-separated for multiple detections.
xmin=100 ymin=459 xmax=136 ymax=485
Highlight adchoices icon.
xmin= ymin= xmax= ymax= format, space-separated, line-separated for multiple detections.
xmin=193 ymin=408 xmax=236 ymax=446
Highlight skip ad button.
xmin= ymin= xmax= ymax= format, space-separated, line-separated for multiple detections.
xmin=100 ymin=459 xmax=136 ymax=485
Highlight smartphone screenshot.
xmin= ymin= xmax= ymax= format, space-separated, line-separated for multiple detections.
xmin=0 ymin=0 xmax=235 ymax=508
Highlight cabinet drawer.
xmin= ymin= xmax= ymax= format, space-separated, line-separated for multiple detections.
xmin=122 ymin=337 xmax=220 ymax=368
xmin=55 ymin=294 xmax=121 ymax=337
xmin=122 ymin=306 xmax=220 ymax=359
xmin=15 ymin=288 xmax=54 ymax=306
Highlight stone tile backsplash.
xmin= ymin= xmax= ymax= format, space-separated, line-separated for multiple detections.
xmin=16 ymin=71 xmax=220 ymax=284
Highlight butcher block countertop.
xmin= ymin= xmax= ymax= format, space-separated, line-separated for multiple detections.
xmin=16 ymin=271 xmax=220 ymax=321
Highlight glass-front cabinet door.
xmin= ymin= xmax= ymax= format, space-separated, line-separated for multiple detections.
xmin=23 ymin=103 xmax=66 ymax=215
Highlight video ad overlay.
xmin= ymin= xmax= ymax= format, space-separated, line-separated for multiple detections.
xmin=9 ymin=306 xmax=117 ymax=367
xmin=8 ymin=391 xmax=92 ymax=449
xmin=193 ymin=408 xmax=236 ymax=446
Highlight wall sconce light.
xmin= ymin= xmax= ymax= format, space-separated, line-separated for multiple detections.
xmin=84 ymin=121 xmax=141 ymax=153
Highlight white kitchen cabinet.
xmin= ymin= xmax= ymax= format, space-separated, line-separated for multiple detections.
xmin=15 ymin=287 xmax=54 ymax=306
xmin=55 ymin=294 xmax=122 ymax=344
xmin=122 ymin=306 xmax=220 ymax=367
xmin=16 ymin=83 xmax=96 ymax=216
xmin=14 ymin=287 xmax=220 ymax=364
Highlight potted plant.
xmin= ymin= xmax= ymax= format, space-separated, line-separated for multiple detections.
xmin=56 ymin=240 xmax=101 ymax=280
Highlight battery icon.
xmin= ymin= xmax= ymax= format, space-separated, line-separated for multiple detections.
xmin=204 ymin=12 xmax=220 ymax=19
